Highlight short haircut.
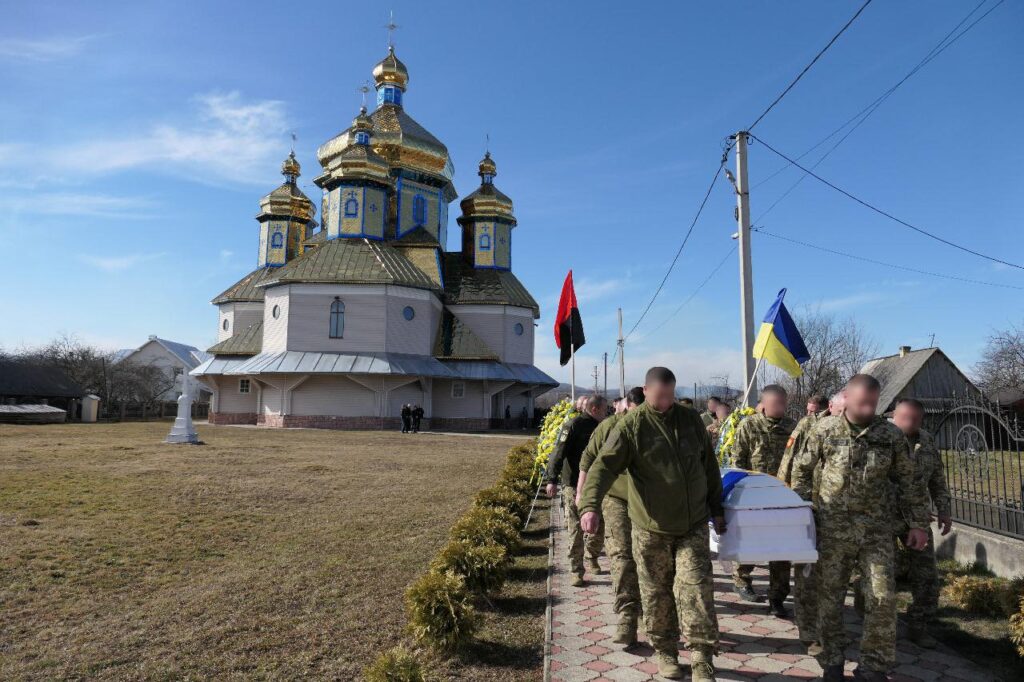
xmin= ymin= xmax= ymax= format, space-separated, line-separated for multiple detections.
xmin=678 ymin=397 xmax=694 ymax=406
xmin=708 ymin=396 xmax=722 ymax=404
xmin=896 ymin=397 xmax=925 ymax=412
xmin=846 ymin=373 xmax=881 ymax=392
xmin=761 ymin=384 xmax=787 ymax=398
xmin=830 ymin=391 xmax=844 ymax=403
xmin=586 ymin=395 xmax=608 ymax=412
xmin=808 ymin=393 xmax=827 ymax=408
xmin=645 ymin=366 xmax=676 ymax=385
xmin=627 ymin=386 xmax=645 ymax=405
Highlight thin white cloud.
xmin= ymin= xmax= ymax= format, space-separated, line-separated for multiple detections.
xmin=0 ymin=91 xmax=290 ymax=187
xmin=78 ymin=252 xmax=166 ymax=273
xmin=816 ymin=291 xmax=886 ymax=312
xmin=6 ymin=192 xmax=157 ymax=218
xmin=0 ymin=35 xmax=97 ymax=62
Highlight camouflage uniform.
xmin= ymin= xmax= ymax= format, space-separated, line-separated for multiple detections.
xmin=895 ymin=428 xmax=951 ymax=629
xmin=546 ymin=413 xmax=604 ymax=576
xmin=730 ymin=412 xmax=797 ymax=601
xmin=778 ymin=411 xmax=826 ymax=642
xmin=580 ymin=413 xmax=640 ymax=619
xmin=793 ymin=415 xmax=929 ymax=673
xmin=579 ymin=402 xmax=723 ymax=659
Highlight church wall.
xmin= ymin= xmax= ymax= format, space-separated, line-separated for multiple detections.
xmin=448 ymin=305 xmax=535 ymax=364
xmin=384 ymin=289 xmax=441 ymax=355
xmin=262 ymin=287 xmax=291 ymax=352
xmin=290 ymin=375 xmax=377 ymax=417
xmin=260 ymin=386 xmax=283 ymax=416
xmin=387 ymin=381 xmax=424 ymax=417
xmin=505 ymin=308 xmax=535 ymax=365
xmin=216 ymin=376 xmax=259 ymax=414
xmin=287 ymin=287 xmax=386 ymax=353
xmin=432 ymin=379 xmax=487 ymax=418
xmin=218 ymin=302 xmax=262 ymax=343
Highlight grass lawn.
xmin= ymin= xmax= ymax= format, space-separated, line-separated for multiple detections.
xmin=0 ymin=422 xmax=543 ymax=680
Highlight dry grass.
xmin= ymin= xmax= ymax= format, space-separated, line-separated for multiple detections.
xmin=0 ymin=422 xmax=540 ymax=680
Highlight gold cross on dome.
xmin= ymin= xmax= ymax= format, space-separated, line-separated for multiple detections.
xmin=385 ymin=10 xmax=399 ymax=49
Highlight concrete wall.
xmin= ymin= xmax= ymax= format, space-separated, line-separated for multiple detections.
xmin=935 ymin=524 xmax=1024 ymax=578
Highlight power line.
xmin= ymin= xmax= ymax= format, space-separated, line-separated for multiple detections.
xmin=752 ymin=0 xmax=1003 ymax=222
xmin=747 ymin=0 xmax=874 ymax=131
xmin=643 ymin=245 xmax=738 ymax=338
xmin=752 ymin=227 xmax=1024 ymax=290
xmin=749 ymin=134 xmax=1024 ymax=271
xmin=622 ymin=143 xmax=733 ymax=342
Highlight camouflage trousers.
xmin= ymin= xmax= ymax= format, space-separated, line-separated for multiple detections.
xmin=561 ymin=486 xmax=604 ymax=576
xmin=602 ymin=495 xmax=641 ymax=618
xmin=733 ymin=561 xmax=791 ymax=601
xmin=896 ymin=526 xmax=939 ymax=627
xmin=793 ymin=563 xmax=818 ymax=643
xmin=632 ymin=523 xmax=719 ymax=655
xmin=816 ymin=514 xmax=896 ymax=672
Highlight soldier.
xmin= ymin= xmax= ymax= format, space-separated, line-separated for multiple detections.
xmin=576 ymin=386 xmax=648 ymax=646
xmin=777 ymin=391 xmax=835 ymax=652
xmin=805 ymin=393 xmax=827 ymax=417
xmin=891 ymin=398 xmax=953 ymax=648
xmin=792 ymin=374 xmax=930 ymax=682
xmin=545 ymin=395 xmax=608 ymax=586
xmin=400 ymin=403 xmax=412 ymax=433
xmin=701 ymin=396 xmax=722 ymax=427
xmin=729 ymin=384 xmax=798 ymax=614
xmin=411 ymin=404 xmax=424 ymax=432
xmin=579 ymin=367 xmax=724 ymax=681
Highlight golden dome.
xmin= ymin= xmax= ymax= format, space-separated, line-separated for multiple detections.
xmin=352 ymin=106 xmax=374 ymax=134
xmin=372 ymin=46 xmax=409 ymax=90
xmin=281 ymin=151 xmax=301 ymax=180
xmin=478 ymin=151 xmax=497 ymax=178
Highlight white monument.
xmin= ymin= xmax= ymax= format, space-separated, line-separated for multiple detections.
xmin=165 ymin=373 xmax=200 ymax=444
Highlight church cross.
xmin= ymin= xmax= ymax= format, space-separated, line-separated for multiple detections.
xmin=385 ymin=11 xmax=399 ymax=49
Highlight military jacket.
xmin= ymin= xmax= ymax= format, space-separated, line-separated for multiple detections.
xmin=793 ymin=415 xmax=928 ymax=529
xmin=580 ymin=413 xmax=628 ymax=501
xmin=777 ymin=412 xmax=824 ymax=485
xmin=731 ymin=412 xmax=797 ymax=474
xmin=545 ymin=413 xmax=601 ymax=488
xmin=578 ymin=402 xmax=724 ymax=535
xmin=906 ymin=428 xmax=952 ymax=519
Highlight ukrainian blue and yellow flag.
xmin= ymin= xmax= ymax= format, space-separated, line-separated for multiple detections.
xmin=752 ymin=288 xmax=810 ymax=378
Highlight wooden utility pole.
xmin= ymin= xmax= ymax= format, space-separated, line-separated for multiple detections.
xmin=603 ymin=352 xmax=608 ymax=397
xmin=732 ymin=132 xmax=757 ymax=408
xmin=591 ymin=365 xmax=600 ymax=395
xmin=617 ymin=308 xmax=625 ymax=398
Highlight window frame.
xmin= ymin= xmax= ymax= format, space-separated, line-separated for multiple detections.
xmin=329 ymin=298 xmax=345 ymax=339
xmin=451 ymin=381 xmax=466 ymax=399
xmin=239 ymin=378 xmax=251 ymax=394
xmin=412 ymin=193 xmax=427 ymax=227
xmin=270 ymin=231 xmax=284 ymax=248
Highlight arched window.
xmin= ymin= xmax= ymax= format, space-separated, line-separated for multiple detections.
xmin=344 ymin=193 xmax=359 ymax=218
xmin=270 ymin=231 xmax=284 ymax=248
xmin=329 ymin=299 xmax=345 ymax=338
xmin=479 ymin=233 xmax=491 ymax=251
xmin=412 ymin=194 xmax=427 ymax=226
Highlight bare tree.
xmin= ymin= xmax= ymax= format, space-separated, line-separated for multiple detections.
xmin=763 ymin=308 xmax=879 ymax=409
xmin=975 ymin=323 xmax=1024 ymax=394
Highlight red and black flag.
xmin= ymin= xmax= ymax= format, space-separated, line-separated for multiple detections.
xmin=554 ymin=270 xmax=586 ymax=366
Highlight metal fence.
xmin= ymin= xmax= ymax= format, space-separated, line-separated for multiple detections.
xmin=934 ymin=393 xmax=1024 ymax=539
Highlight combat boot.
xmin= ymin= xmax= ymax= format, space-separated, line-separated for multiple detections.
xmin=587 ymin=557 xmax=603 ymax=574
xmin=733 ymin=584 xmax=763 ymax=603
xmin=768 ymin=598 xmax=789 ymax=618
xmin=690 ymin=648 xmax=717 ymax=682
xmin=570 ymin=573 xmax=585 ymax=587
xmin=612 ymin=614 xmax=637 ymax=645
xmin=908 ymin=625 xmax=938 ymax=649
xmin=821 ymin=664 xmax=844 ymax=682
xmin=655 ymin=650 xmax=683 ymax=679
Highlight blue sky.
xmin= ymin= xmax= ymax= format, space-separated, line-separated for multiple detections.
xmin=1 ymin=1 xmax=1021 ymax=389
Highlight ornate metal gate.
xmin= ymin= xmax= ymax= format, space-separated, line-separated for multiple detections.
xmin=935 ymin=394 xmax=1024 ymax=539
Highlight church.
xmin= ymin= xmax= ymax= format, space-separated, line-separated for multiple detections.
xmin=191 ymin=46 xmax=556 ymax=430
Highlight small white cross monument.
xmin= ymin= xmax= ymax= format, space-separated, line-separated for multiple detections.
xmin=165 ymin=372 xmax=201 ymax=444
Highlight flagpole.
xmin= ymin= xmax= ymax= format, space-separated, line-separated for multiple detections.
xmin=740 ymin=357 xmax=765 ymax=407
xmin=570 ymin=347 xmax=576 ymax=402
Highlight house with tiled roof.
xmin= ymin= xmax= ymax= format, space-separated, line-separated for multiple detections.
xmin=192 ymin=46 xmax=556 ymax=430
xmin=113 ymin=336 xmax=211 ymax=402
xmin=860 ymin=345 xmax=980 ymax=416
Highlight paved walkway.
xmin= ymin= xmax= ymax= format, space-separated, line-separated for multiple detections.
xmin=544 ymin=501 xmax=996 ymax=682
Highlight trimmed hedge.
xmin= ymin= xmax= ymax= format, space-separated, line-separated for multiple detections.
xmin=1010 ymin=596 xmax=1024 ymax=658
xmin=405 ymin=570 xmax=476 ymax=654
xmin=942 ymin=575 xmax=1017 ymax=617
xmin=364 ymin=645 xmax=426 ymax=682
xmin=449 ymin=506 xmax=522 ymax=552
xmin=474 ymin=485 xmax=530 ymax=522
xmin=431 ymin=539 xmax=511 ymax=595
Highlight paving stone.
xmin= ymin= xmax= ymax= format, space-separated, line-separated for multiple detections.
xmin=600 ymin=650 xmax=647 ymax=667
xmin=603 ymin=667 xmax=652 ymax=682
xmin=582 ymin=644 xmax=611 ymax=656
xmin=551 ymin=649 xmax=597 ymax=667
xmin=745 ymin=656 xmax=790 ymax=673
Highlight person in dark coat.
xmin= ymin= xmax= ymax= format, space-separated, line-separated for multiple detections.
xmin=411 ymin=404 xmax=424 ymax=432
xmin=400 ymin=404 xmax=412 ymax=433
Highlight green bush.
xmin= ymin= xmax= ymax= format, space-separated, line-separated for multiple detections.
xmin=942 ymin=575 xmax=1009 ymax=617
xmin=449 ymin=506 xmax=521 ymax=552
xmin=497 ymin=472 xmax=534 ymax=498
xmin=405 ymin=570 xmax=476 ymax=654
xmin=999 ymin=576 xmax=1024 ymax=617
xmin=431 ymin=539 xmax=511 ymax=594
xmin=364 ymin=645 xmax=426 ymax=682
xmin=1010 ymin=595 xmax=1024 ymax=659
xmin=474 ymin=485 xmax=529 ymax=522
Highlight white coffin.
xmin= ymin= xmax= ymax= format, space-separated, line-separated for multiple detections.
xmin=709 ymin=468 xmax=818 ymax=564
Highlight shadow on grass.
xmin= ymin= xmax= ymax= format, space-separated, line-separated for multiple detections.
xmin=457 ymin=637 xmax=542 ymax=670
xmin=506 ymin=565 xmax=546 ymax=583
xmin=515 ymin=545 xmax=549 ymax=558
xmin=487 ymin=594 xmax=547 ymax=616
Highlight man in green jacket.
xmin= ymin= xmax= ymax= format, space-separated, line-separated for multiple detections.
xmin=579 ymin=367 xmax=724 ymax=681
xmin=576 ymin=386 xmax=648 ymax=646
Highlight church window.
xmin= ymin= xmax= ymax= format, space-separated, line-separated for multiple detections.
xmin=451 ymin=381 xmax=466 ymax=399
xmin=344 ymin=193 xmax=359 ymax=218
xmin=222 ymin=319 xmax=229 ymax=331
xmin=239 ymin=379 xmax=250 ymax=394
xmin=412 ymin=194 xmax=427 ymax=226
xmin=479 ymin=233 xmax=491 ymax=251
xmin=270 ymin=231 xmax=284 ymax=248
xmin=355 ymin=131 xmax=369 ymax=145
xmin=514 ymin=322 xmax=524 ymax=336
xmin=329 ymin=298 xmax=345 ymax=338
xmin=272 ymin=305 xmax=280 ymax=319
xmin=403 ymin=306 xmax=415 ymax=321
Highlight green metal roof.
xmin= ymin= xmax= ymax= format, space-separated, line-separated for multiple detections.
xmin=207 ymin=321 xmax=263 ymax=356
xmin=212 ymin=267 xmax=278 ymax=304
xmin=433 ymin=308 xmax=498 ymax=360
xmin=260 ymin=238 xmax=440 ymax=291
xmin=442 ymin=253 xmax=540 ymax=317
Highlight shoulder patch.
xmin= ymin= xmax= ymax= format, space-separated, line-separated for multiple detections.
xmin=559 ymin=430 xmax=569 ymax=442
xmin=786 ymin=436 xmax=796 ymax=449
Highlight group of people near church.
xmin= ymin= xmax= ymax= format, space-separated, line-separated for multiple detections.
xmin=544 ymin=367 xmax=951 ymax=682
xmin=399 ymin=404 xmax=424 ymax=433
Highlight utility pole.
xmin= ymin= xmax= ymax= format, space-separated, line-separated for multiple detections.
xmin=603 ymin=352 xmax=608 ymax=397
xmin=617 ymin=308 xmax=626 ymax=398
xmin=733 ymin=131 xmax=757 ymax=408
xmin=592 ymin=365 xmax=600 ymax=395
